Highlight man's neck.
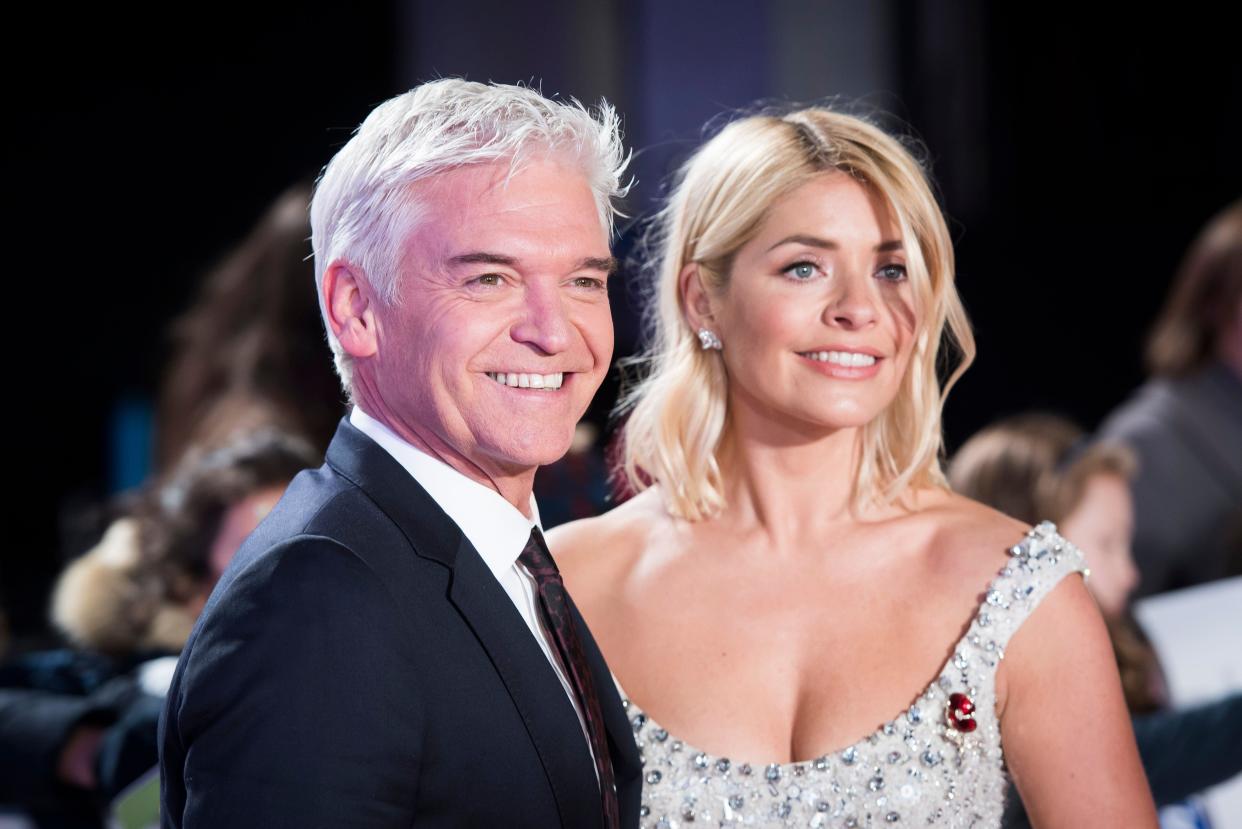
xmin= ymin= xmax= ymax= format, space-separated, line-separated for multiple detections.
xmin=352 ymin=403 xmax=537 ymax=519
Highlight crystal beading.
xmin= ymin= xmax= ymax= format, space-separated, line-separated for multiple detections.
xmin=621 ymin=523 xmax=1088 ymax=828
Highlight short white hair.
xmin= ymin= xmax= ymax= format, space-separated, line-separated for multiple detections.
xmin=310 ymin=78 xmax=631 ymax=392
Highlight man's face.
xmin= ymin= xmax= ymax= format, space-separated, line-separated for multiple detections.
xmin=365 ymin=157 xmax=614 ymax=478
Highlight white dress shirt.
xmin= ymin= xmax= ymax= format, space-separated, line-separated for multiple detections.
xmin=349 ymin=407 xmax=595 ymax=757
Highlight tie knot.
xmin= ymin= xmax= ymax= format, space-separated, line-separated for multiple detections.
xmin=519 ymin=526 xmax=561 ymax=583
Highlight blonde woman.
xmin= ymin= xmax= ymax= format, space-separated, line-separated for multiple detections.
xmin=548 ymin=110 xmax=1156 ymax=827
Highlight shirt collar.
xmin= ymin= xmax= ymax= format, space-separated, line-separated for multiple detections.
xmin=350 ymin=407 xmax=540 ymax=579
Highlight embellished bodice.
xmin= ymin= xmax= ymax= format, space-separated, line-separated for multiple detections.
xmin=620 ymin=521 xmax=1089 ymax=828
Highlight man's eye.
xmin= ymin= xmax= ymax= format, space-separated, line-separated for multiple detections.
xmin=784 ymin=262 xmax=818 ymax=280
xmin=573 ymin=276 xmax=606 ymax=289
xmin=877 ymin=264 xmax=908 ymax=282
xmin=474 ymin=273 xmax=504 ymax=286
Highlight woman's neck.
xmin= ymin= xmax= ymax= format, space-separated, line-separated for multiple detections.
xmin=716 ymin=405 xmax=872 ymax=548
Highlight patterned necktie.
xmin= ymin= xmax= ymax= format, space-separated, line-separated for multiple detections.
xmin=519 ymin=526 xmax=620 ymax=829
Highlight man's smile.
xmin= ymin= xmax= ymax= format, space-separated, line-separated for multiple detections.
xmin=484 ymin=370 xmax=567 ymax=390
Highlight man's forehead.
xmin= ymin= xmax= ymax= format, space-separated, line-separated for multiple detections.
xmin=400 ymin=161 xmax=609 ymax=259
xmin=407 ymin=155 xmax=591 ymax=205
xmin=408 ymin=159 xmax=510 ymax=200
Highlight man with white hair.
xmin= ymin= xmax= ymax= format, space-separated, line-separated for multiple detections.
xmin=158 ymin=79 xmax=640 ymax=828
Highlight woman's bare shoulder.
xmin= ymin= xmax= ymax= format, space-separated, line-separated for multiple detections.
xmin=544 ymin=488 xmax=671 ymax=594
xmin=926 ymin=491 xmax=1104 ymax=720
xmin=912 ymin=488 xmax=1033 ymax=575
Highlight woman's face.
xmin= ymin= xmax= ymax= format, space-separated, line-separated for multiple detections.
xmin=1061 ymin=472 xmax=1139 ymax=619
xmin=697 ymin=172 xmax=919 ymax=435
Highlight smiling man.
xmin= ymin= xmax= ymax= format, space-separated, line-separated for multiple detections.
xmin=158 ymin=80 xmax=639 ymax=829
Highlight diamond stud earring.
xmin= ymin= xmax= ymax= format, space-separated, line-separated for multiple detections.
xmin=697 ymin=328 xmax=723 ymax=350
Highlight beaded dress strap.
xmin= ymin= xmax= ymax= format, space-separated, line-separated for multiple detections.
xmin=973 ymin=520 xmax=1090 ymax=656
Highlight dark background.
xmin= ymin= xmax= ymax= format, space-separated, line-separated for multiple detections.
xmin=5 ymin=1 xmax=1239 ymax=641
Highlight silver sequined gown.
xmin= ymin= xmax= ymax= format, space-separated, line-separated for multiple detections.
xmin=619 ymin=521 xmax=1089 ymax=828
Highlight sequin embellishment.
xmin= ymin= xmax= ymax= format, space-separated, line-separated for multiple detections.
xmin=623 ymin=522 xmax=1087 ymax=828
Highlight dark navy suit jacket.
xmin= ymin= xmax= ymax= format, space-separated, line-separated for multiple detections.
xmin=158 ymin=418 xmax=641 ymax=828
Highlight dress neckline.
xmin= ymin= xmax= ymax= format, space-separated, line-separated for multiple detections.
xmin=612 ymin=522 xmax=1066 ymax=770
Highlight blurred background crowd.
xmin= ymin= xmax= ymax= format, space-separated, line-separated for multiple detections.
xmin=2 ymin=2 xmax=1238 ymax=827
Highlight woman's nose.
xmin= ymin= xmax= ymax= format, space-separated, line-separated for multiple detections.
xmin=824 ymin=272 xmax=879 ymax=330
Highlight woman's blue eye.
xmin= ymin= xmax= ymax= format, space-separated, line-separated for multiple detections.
xmin=786 ymin=262 xmax=817 ymax=280
xmin=877 ymin=264 xmax=907 ymax=282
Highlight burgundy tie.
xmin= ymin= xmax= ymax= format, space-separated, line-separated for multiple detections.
xmin=519 ymin=527 xmax=620 ymax=829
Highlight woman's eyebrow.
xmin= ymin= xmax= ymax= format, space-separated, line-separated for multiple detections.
xmin=766 ymin=234 xmax=904 ymax=252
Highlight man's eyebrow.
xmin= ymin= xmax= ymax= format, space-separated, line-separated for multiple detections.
xmin=446 ymin=253 xmax=618 ymax=273
xmin=578 ymin=256 xmax=618 ymax=274
xmin=447 ymin=252 xmax=519 ymax=268
xmin=765 ymin=235 xmax=904 ymax=253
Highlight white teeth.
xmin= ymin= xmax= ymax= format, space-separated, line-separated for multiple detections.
xmin=486 ymin=371 xmax=564 ymax=390
xmin=802 ymin=350 xmax=878 ymax=367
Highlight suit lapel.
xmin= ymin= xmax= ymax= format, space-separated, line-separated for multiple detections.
xmin=324 ymin=419 xmax=460 ymax=567
xmin=325 ymin=419 xmax=604 ymax=829
xmin=449 ymin=543 xmax=603 ymax=829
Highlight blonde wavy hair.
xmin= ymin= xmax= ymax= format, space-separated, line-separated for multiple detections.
xmin=620 ymin=108 xmax=976 ymax=521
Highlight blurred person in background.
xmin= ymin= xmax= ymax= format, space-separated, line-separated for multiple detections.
xmin=155 ymin=182 xmax=344 ymax=473
xmin=1097 ymin=200 xmax=1242 ymax=597
xmin=5 ymin=181 xmax=340 ymax=664
xmin=2 ymin=172 xmax=339 ymax=826
xmin=949 ymin=412 xmax=1242 ymax=828
xmin=0 ymin=431 xmax=316 ymax=829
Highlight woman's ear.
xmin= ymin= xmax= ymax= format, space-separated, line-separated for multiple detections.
xmin=679 ymin=262 xmax=717 ymax=333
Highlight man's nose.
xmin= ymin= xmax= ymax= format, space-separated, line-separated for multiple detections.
xmin=511 ymin=280 xmax=572 ymax=354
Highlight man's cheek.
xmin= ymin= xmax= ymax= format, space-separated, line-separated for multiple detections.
xmin=582 ymin=308 xmax=616 ymax=364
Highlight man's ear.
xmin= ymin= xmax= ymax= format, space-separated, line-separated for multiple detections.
xmin=323 ymin=261 xmax=378 ymax=359
xmin=678 ymin=262 xmax=716 ymax=332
